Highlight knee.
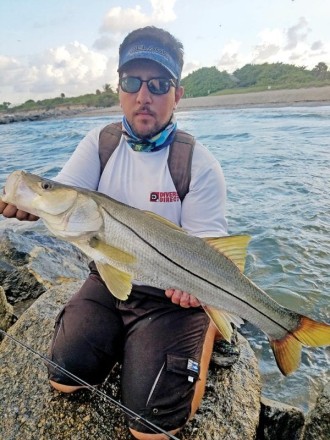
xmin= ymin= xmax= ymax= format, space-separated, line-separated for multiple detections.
xmin=49 ymin=379 xmax=85 ymax=393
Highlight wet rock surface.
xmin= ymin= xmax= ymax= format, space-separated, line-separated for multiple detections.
xmin=302 ymin=381 xmax=330 ymax=440
xmin=0 ymin=227 xmax=88 ymax=307
xmin=0 ymin=282 xmax=261 ymax=440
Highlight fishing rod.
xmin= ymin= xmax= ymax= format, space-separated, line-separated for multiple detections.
xmin=0 ymin=328 xmax=179 ymax=440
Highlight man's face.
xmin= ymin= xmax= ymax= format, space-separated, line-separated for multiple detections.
xmin=119 ymin=60 xmax=184 ymax=138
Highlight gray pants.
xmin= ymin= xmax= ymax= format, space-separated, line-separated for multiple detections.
xmin=48 ymin=263 xmax=210 ymax=432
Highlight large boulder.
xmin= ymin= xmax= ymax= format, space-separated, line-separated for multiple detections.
xmin=302 ymin=381 xmax=330 ymax=440
xmin=257 ymin=396 xmax=305 ymax=440
xmin=0 ymin=282 xmax=261 ymax=440
xmin=0 ymin=226 xmax=89 ymax=306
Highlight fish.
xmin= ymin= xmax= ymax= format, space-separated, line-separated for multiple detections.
xmin=2 ymin=170 xmax=330 ymax=375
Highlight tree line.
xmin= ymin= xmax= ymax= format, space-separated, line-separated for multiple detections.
xmin=1 ymin=62 xmax=330 ymax=111
xmin=181 ymin=62 xmax=330 ymax=97
xmin=0 ymin=84 xmax=118 ymax=112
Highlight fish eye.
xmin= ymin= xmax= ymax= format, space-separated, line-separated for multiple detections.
xmin=41 ymin=181 xmax=53 ymax=190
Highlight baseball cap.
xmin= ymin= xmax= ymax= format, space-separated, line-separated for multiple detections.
xmin=118 ymin=38 xmax=181 ymax=81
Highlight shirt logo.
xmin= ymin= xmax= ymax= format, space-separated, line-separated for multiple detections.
xmin=150 ymin=192 xmax=180 ymax=203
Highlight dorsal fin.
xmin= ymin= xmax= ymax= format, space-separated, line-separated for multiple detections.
xmin=204 ymin=235 xmax=251 ymax=272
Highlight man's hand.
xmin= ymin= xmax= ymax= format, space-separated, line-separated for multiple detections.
xmin=165 ymin=289 xmax=201 ymax=308
xmin=0 ymin=200 xmax=39 ymax=221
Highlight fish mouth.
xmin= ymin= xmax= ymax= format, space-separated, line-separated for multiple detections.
xmin=3 ymin=171 xmax=39 ymax=214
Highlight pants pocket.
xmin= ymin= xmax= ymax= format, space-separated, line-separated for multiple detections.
xmin=146 ymin=353 xmax=200 ymax=414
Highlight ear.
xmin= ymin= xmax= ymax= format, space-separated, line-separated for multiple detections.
xmin=175 ymin=85 xmax=184 ymax=106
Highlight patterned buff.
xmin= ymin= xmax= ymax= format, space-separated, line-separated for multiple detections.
xmin=122 ymin=116 xmax=177 ymax=152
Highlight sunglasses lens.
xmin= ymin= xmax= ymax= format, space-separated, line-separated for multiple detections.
xmin=120 ymin=77 xmax=174 ymax=95
xmin=120 ymin=77 xmax=141 ymax=93
xmin=147 ymin=78 xmax=171 ymax=95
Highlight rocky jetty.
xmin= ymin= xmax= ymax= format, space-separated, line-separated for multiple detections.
xmin=0 ymin=226 xmax=89 ymax=307
xmin=0 ymin=223 xmax=328 ymax=439
xmin=1 ymin=282 xmax=262 ymax=440
xmin=303 ymin=382 xmax=330 ymax=440
xmin=0 ymin=106 xmax=99 ymax=124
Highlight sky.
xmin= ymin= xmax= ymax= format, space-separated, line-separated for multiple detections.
xmin=1 ymin=0 xmax=330 ymax=105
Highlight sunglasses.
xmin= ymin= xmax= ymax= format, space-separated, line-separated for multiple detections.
xmin=119 ymin=76 xmax=176 ymax=95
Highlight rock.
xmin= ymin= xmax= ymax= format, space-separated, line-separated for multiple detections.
xmin=302 ymin=381 xmax=330 ymax=440
xmin=0 ymin=107 xmax=90 ymax=124
xmin=0 ymin=282 xmax=261 ymax=440
xmin=181 ymin=333 xmax=261 ymax=439
xmin=0 ymin=227 xmax=89 ymax=308
xmin=0 ymin=286 xmax=16 ymax=335
xmin=257 ymin=396 xmax=305 ymax=439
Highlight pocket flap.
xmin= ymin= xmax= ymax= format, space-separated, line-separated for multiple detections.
xmin=166 ymin=353 xmax=200 ymax=379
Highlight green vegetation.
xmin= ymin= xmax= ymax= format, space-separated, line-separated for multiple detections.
xmin=1 ymin=62 xmax=330 ymax=112
xmin=181 ymin=62 xmax=330 ymax=98
xmin=0 ymin=84 xmax=118 ymax=113
xmin=182 ymin=66 xmax=236 ymax=97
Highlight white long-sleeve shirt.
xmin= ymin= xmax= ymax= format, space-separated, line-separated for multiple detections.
xmin=55 ymin=126 xmax=228 ymax=238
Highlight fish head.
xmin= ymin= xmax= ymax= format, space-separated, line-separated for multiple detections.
xmin=2 ymin=171 xmax=103 ymax=237
xmin=3 ymin=171 xmax=78 ymax=215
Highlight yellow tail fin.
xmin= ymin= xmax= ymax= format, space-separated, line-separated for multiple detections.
xmin=270 ymin=316 xmax=330 ymax=376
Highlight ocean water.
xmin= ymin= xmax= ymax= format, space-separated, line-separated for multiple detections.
xmin=1 ymin=106 xmax=329 ymax=412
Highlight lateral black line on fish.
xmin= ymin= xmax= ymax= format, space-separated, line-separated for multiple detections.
xmin=2 ymin=170 xmax=330 ymax=376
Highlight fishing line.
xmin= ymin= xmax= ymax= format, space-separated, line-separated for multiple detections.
xmin=0 ymin=329 xmax=179 ymax=440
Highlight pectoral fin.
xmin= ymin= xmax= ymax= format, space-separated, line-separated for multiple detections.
xmin=90 ymin=236 xmax=136 ymax=264
xmin=205 ymin=235 xmax=251 ymax=272
xmin=95 ymin=262 xmax=133 ymax=301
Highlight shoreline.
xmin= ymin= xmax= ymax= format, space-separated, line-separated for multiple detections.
xmin=82 ymin=86 xmax=330 ymax=117
xmin=1 ymin=86 xmax=330 ymax=124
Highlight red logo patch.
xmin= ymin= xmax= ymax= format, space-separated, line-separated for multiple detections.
xmin=150 ymin=192 xmax=180 ymax=202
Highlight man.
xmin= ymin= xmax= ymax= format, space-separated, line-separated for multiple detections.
xmin=1 ymin=27 xmax=230 ymax=439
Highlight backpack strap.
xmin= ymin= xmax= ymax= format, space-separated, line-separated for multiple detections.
xmin=99 ymin=122 xmax=123 ymax=175
xmin=99 ymin=123 xmax=195 ymax=202
xmin=167 ymin=129 xmax=195 ymax=202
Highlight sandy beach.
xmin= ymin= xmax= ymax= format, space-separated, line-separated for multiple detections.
xmin=81 ymin=85 xmax=330 ymax=118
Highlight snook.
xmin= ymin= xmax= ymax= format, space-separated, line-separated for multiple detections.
xmin=2 ymin=171 xmax=330 ymax=375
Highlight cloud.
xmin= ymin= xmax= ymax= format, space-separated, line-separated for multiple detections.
xmin=251 ymin=28 xmax=283 ymax=63
xmin=182 ymin=60 xmax=203 ymax=77
xmin=285 ymin=16 xmax=310 ymax=50
xmin=311 ymin=40 xmax=323 ymax=51
xmin=93 ymin=35 xmax=117 ymax=51
xmin=214 ymin=17 xmax=330 ymax=72
xmin=99 ymin=0 xmax=177 ymax=36
xmin=0 ymin=42 xmax=117 ymax=104
xmin=0 ymin=1 xmax=178 ymax=104
xmin=0 ymin=55 xmax=21 ymax=84
xmin=216 ymin=40 xmax=247 ymax=72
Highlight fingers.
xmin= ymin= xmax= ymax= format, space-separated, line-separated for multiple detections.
xmin=165 ymin=289 xmax=201 ymax=308
xmin=17 ymin=210 xmax=39 ymax=221
xmin=0 ymin=201 xmax=39 ymax=222
xmin=0 ymin=202 xmax=18 ymax=217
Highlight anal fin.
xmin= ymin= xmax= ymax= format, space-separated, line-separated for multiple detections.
xmin=203 ymin=305 xmax=235 ymax=342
